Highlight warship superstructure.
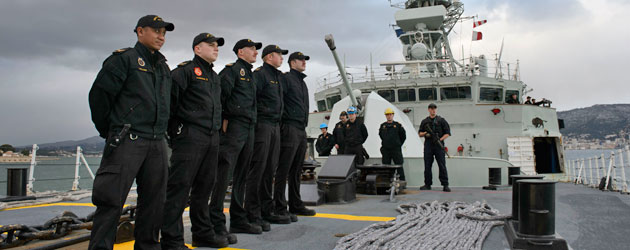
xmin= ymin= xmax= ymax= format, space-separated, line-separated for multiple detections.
xmin=307 ymin=0 xmax=566 ymax=186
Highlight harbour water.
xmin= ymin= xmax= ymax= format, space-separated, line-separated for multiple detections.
xmin=0 ymin=149 xmax=622 ymax=196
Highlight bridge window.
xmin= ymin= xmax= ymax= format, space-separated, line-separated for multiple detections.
xmin=397 ymin=89 xmax=416 ymax=102
xmin=317 ymin=100 xmax=327 ymax=112
xmin=505 ymin=90 xmax=519 ymax=102
xmin=440 ymin=86 xmax=471 ymax=100
xmin=479 ymin=87 xmax=502 ymax=102
xmin=326 ymin=95 xmax=341 ymax=110
xmin=377 ymin=90 xmax=395 ymax=102
xmin=418 ymin=87 xmax=437 ymax=100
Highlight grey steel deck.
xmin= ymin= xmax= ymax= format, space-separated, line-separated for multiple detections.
xmin=1 ymin=183 xmax=629 ymax=249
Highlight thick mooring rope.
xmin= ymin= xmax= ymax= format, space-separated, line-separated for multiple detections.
xmin=334 ymin=201 xmax=508 ymax=250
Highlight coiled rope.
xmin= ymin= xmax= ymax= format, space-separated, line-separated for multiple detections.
xmin=334 ymin=201 xmax=509 ymax=250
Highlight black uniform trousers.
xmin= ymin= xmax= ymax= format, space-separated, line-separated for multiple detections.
xmin=344 ymin=145 xmax=365 ymax=165
xmin=209 ymin=119 xmax=255 ymax=230
xmin=161 ymin=126 xmax=220 ymax=248
xmin=381 ymin=147 xmax=405 ymax=181
xmin=274 ymin=124 xmax=307 ymax=213
xmin=245 ymin=122 xmax=280 ymax=221
xmin=423 ymin=144 xmax=449 ymax=186
xmin=89 ymin=135 xmax=168 ymax=250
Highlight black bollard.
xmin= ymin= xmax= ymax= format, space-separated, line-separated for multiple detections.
xmin=7 ymin=168 xmax=28 ymax=196
xmin=507 ymin=167 xmax=521 ymax=185
xmin=510 ymin=175 xmax=544 ymax=220
xmin=518 ymin=179 xmax=557 ymax=237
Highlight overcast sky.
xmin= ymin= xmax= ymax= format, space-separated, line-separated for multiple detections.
xmin=1 ymin=0 xmax=628 ymax=146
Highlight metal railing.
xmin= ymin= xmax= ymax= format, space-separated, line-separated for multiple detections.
xmin=565 ymin=146 xmax=630 ymax=194
xmin=1 ymin=144 xmax=95 ymax=195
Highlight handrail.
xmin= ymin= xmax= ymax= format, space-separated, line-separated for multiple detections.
xmin=565 ymin=145 xmax=630 ymax=194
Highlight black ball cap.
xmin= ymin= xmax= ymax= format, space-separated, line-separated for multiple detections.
xmin=262 ymin=45 xmax=288 ymax=58
xmin=288 ymin=51 xmax=310 ymax=62
xmin=232 ymin=39 xmax=262 ymax=54
xmin=134 ymin=15 xmax=174 ymax=32
xmin=192 ymin=33 xmax=225 ymax=49
xmin=428 ymin=103 xmax=437 ymax=109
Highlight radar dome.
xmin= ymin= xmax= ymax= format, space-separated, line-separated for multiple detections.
xmin=410 ymin=43 xmax=428 ymax=60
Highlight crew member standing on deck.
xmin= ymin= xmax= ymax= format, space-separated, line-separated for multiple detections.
xmin=245 ymin=45 xmax=291 ymax=231
xmin=210 ymin=39 xmax=263 ymax=238
xmin=316 ymin=123 xmax=335 ymax=156
xmin=87 ymin=15 xmax=174 ymax=250
xmin=274 ymin=51 xmax=316 ymax=219
xmin=379 ymin=108 xmax=407 ymax=180
xmin=343 ymin=106 xmax=368 ymax=165
xmin=161 ymin=33 xmax=228 ymax=249
xmin=418 ymin=103 xmax=451 ymax=192
xmin=333 ymin=111 xmax=348 ymax=154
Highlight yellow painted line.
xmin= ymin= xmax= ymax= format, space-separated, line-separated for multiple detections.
xmin=312 ymin=213 xmax=395 ymax=222
xmin=4 ymin=202 xmax=393 ymax=222
xmin=3 ymin=202 xmax=96 ymax=211
xmin=114 ymin=241 xmax=248 ymax=250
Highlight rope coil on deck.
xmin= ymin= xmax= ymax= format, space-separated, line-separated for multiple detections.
xmin=334 ymin=201 xmax=508 ymax=250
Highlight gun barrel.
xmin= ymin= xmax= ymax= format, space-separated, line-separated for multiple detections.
xmin=324 ymin=34 xmax=358 ymax=107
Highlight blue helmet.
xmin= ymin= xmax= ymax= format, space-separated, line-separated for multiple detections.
xmin=347 ymin=106 xmax=357 ymax=114
xmin=320 ymin=123 xmax=328 ymax=129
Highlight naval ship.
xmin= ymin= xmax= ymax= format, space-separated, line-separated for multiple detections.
xmin=2 ymin=1 xmax=629 ymax=249
xmin=307 ymin=0 xmax=566 ymax=187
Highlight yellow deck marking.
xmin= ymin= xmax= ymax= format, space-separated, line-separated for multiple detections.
xmin=3 ymin=202 xmax=96 ymax=211
xmin=114 ymin=241 xmax=248 ymax=250
xmin=312 ymin=213 xmax=395 ymax=222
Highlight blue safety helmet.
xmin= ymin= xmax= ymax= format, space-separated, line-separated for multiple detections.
xmin=347 ymin=106 xmax=357 ymax=114
xmin=320 ymin=123 xmax=328 ymax=129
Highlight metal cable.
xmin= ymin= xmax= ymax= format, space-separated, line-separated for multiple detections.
xmin=334 ymin=201 xmax=506 ymax=250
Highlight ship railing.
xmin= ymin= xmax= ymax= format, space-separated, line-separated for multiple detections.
xmin=315 ymin=63 xmax=521 ymax=92
xmin=565 ymin=145 xmax=630 ymax=194
xmin=0 ymin=144 xmax=95 ymax=195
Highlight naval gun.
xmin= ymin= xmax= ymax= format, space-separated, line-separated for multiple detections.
xmin=324 ymin=34 xmax=361 ymax=111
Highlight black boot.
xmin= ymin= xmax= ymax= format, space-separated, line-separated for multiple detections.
xmin=419 ymin=185 xmax=431 ymax=190
xmin=229 ymin=222 xmax=263 ymax=234
xmin=192 ymin=234 xmax=228 ymax=248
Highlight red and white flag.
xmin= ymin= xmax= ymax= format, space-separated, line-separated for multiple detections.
xmin=472 ymin=31 xmax=483 ymax=41
xmin=473 ymin=20 xmax=487 ymax=28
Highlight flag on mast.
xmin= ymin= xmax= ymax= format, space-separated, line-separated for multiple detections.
xmin=473 ymin=20 xmax=487 ymax=28
xmin=472 ymin=31 xmax=483 ymax=41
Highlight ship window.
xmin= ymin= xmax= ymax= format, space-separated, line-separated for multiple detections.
xmin=397 ymin=89 xmax=416 ymax=102
xmin=326 ymin=95 xmax=341 ymax=110
xmin=479 ymin=87 xmax=502 ymax=102
xmin=418 ymin=88 xmax=437 ymax=100
xmin=377 ymin=90 xmax=395 ymax=102
xmin=440 ymin=86 xmax=471 ymax=100
xmin=505 ymin=90 xmax=519 ymax=102
xmin=317 ymin=100 xmax=327 ymax=112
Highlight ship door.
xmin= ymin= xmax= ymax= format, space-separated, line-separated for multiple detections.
xmin=533 ymin=137 xmax=562 ymax=173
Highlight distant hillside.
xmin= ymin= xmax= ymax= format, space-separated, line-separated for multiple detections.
xmin=558 ymin=104 xmax=630 ymax=140
xmin=19 ymin=136 xmax=105 ymax=154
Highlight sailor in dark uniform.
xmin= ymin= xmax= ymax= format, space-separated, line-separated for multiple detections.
xmin=209 ymin=39 xmax=263 ymax=239
xmin=343 ymin=106 xmax=368 ymax=165
xmin=274 ymin=51 xmax=316 ymax=218
xmin=333 ymin=111 xmax=348 ymax=154
xmin=245 ymin=45 xmax=290 ymax=231
xmin=379 ymin=108 xmax=406 ymax=180
xmin=418 ymin=103 xmax=451 ymax=192
xmin=316 ymin=123 xmax=335 ymax=156
xmin=87 ymin=15 xmax=174 ymax=250
xmin=160 ymin=33 xmax=227 ymax=249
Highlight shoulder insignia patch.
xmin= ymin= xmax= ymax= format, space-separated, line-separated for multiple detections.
xmin=178 ymin=60 xmax=191 ymax=67
xmin=225 ymin=63 xmax=234 ymax=67
xmin=254 ymin=67 xmax=262 ymax=72
xmin=393 ymin=124 xmax=397 ymax=128
xmin=240 ymin=68 xmax=245 ymax=76
xmin=112 ymin=47 xmax=131 ymax=54
xmin=194 ymin=67 xmax=203 ymax=76
xmin=137 ymin=57 xmax=145 ymax=67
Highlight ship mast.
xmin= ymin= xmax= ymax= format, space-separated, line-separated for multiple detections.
xmin=386 ymin=0 xmax=464 ymax=77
